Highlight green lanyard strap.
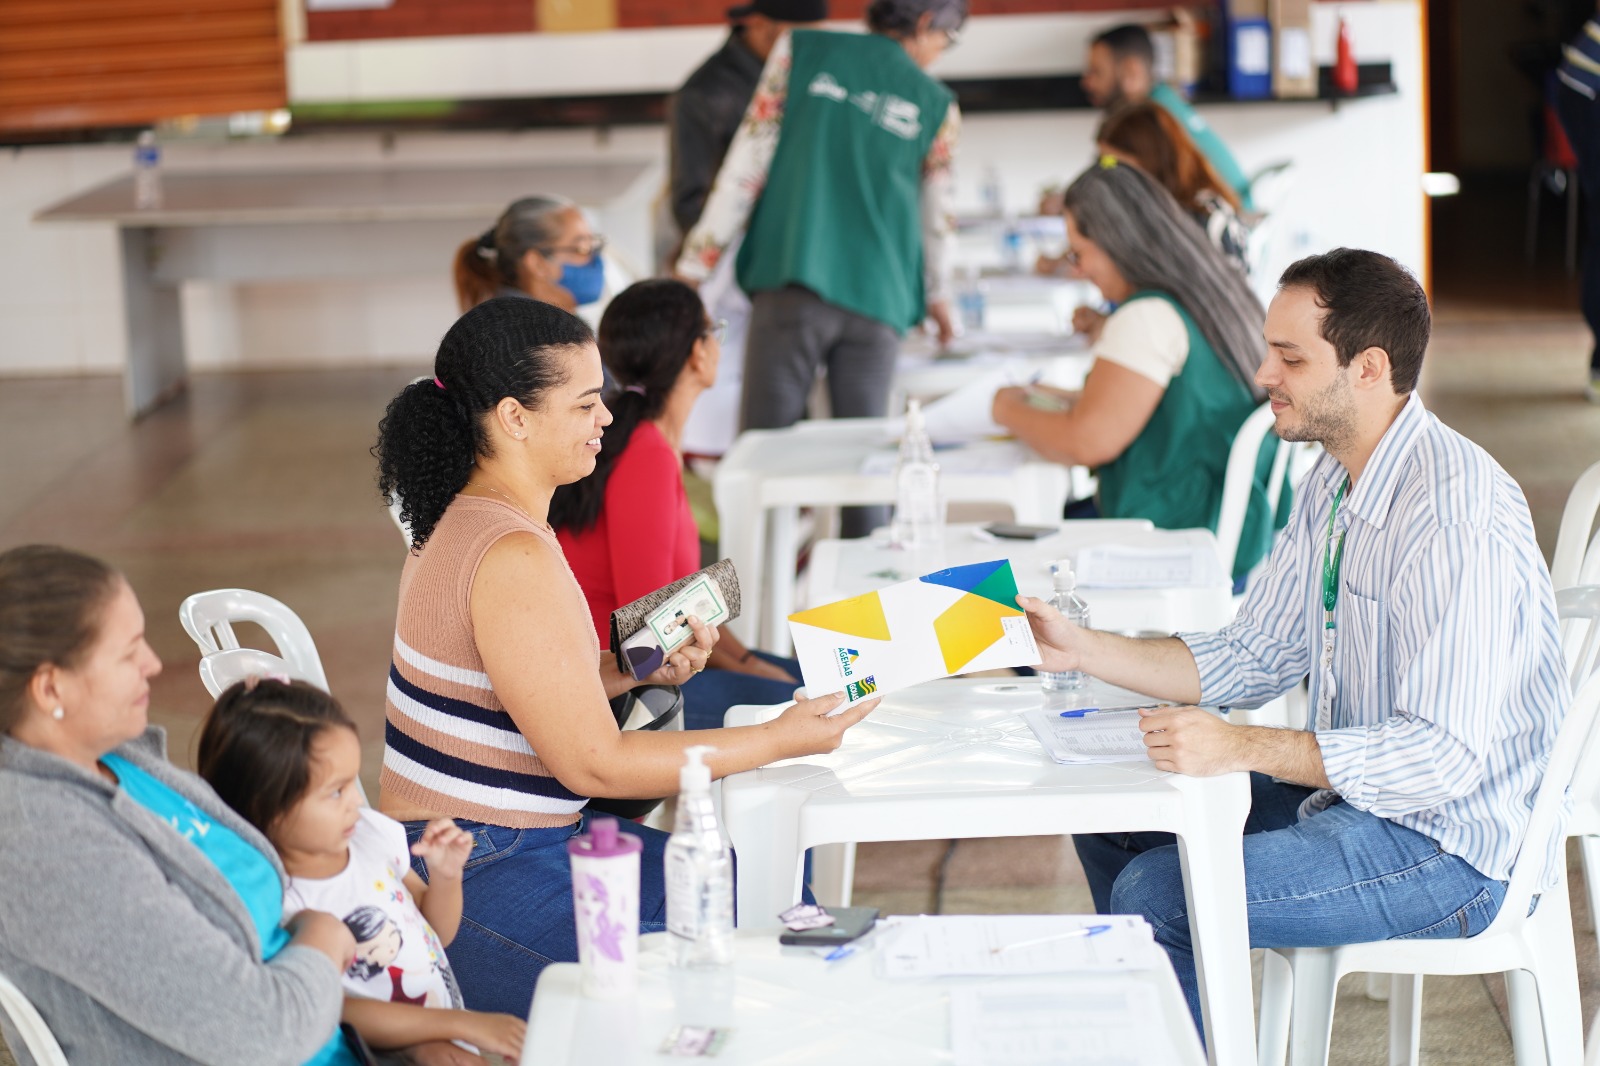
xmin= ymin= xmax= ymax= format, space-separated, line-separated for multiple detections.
xmin=1322 ymin=477 xmax=1350 ymax=625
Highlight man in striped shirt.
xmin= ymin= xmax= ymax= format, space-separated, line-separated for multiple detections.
xmin=1022 ymin=247 xmax=1570 ymax=1037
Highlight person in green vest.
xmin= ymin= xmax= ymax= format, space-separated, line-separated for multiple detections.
xmin=1081 ymin=23 xmax=1254 ymax=212
xmin=675 ymin=0 xmax=966 ymax=535
xmin=991 ymin=158 xmax=1283 ymax=581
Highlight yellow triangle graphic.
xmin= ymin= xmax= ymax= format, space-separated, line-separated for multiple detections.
xmin=933 ymin=593 xmax=1018 ymax=675
xmin=788 ymin=591 xmax=892 ymax=641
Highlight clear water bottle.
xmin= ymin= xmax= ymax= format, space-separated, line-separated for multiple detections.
xmin=1041 ymin=561 xmax=1090 ymax=692
xmin=980 ymin=164 xmax=1003 ymax=217
xmin=133 ymin=131 xmax=162 ymax=210
xmin=889 ymin=398 xmax=945 ymax=550
xmin=665 ymin=746 xmax=733 ymax=968
xmin=999 ymin=225 xmax=1024 ymax=274
xmin=955 ymin=267 xmax=985 ymax=333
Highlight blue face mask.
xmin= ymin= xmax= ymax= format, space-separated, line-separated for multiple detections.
xmin=558 ymin=255 xmax=606 ymax=307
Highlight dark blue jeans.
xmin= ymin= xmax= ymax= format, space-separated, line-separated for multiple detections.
xmin=403 ymin=812 xmax=669 ymax=1016
xmin=1556 ymin=78 xmax=1600 ymax=370
xmin=1074 ymin=773 xmax=1507 ymax=1041
xmin=678 ymin=651 xmax=802 ymax=730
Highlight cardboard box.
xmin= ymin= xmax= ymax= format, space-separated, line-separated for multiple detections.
xmin=1270 ymin=0 xmax=1317 ymax=98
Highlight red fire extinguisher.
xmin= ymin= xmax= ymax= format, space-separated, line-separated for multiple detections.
xmin=1334 ymin=17 xmax=1359 ymax=95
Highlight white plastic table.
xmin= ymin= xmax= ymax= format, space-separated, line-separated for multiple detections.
xmin=889 ymin=332 xmax=1092 ymax=415
xmin=713 ymin=418 xmax=1072 ymax=647
xmin=805 ymin=522 xmax=1237 ymax=640
xmin=520 ymin=929 xmax=1207 ymax=1066
xmin=719 ymin=677 xmax=1255 ymax=1066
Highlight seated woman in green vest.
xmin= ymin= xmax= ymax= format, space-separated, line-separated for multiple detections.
xmin=991 ymin=157 xmax=1280 ymax=581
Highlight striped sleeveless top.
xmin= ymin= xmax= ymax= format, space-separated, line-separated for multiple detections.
xmin=381 ymin=495 xmax=592 ymax=828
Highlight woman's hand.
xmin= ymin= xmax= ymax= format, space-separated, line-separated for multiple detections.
xmin=640 ymin=615 xmax=718 ymax=687
xmin=285 ymin=909 xmax=356 ymax=973
xmin=991 ymin=385 xmax=1029 ymax=430
xmin=457 ymin=1011 xmax=527 ymax=1059
xmin=1016 ymin=593 xmax=1090 ymax=674
xmin=739 ymin=655 xmax=799 ymax=684
xmin=769 ymin=690 xmax=879 ymax=758
xmin=410 ymin=819 xmax=473 ymax=880
xmin=1072 ymin=306 xmax=1107 ymax=343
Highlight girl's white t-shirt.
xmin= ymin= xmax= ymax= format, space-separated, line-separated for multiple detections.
xmin=285 ymin=807 xmax=461 ymax=1008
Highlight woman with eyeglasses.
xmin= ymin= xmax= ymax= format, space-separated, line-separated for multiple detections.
xmin=452 ymin=195 xmax=608 ymax=314
xmin=992 ymin=159 xmax=1285 ymax=583
xmin=675 ymin=0 xmax=967 ymax=536
xmin=550 ymin=279 xmax=804 ymax=730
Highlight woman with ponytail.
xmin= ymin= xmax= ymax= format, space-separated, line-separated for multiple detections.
xmin=373 ymin=297 xmax=876 ymax=1014
xmin=550 ymin=279 xmax=802 ymax=732
xmin=451 ymin=195 xmax=608 ymax=314
xmin=993 ymin=158 xmax=1284 ymax=581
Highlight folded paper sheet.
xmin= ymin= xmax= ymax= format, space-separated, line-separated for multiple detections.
xmin=788 ymin=559 xmax=1042 ymax=704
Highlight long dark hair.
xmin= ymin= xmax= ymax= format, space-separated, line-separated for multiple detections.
xmin=197 ymin=678 xmax=356 ymax=838
xmin=0 ymin=545 xmax=120 ymax=733
xmin=1064 ymin=160 xmax=1265 ymax=398
xmin=548 ymin=279 xmax=707 ymax=535
xmin=1096 ymin=102 xmax=1241 ymax=213
xmin=374 ymin=297 xmax=595 ymax=551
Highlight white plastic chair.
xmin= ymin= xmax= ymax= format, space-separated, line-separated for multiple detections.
xmin=178 ymin=588 xmax=329 ymax=692
xmin=1256 ymin=674 xmax=1598 ymax=1066
xmin=1215 ymin=403 xmax=1298 ymax=583
xmin=1553 ymin=459 xmax=1600 ymax=591
xmin=0 ymin=970 xmax=68 ymax=1066
xmin=197 ymin=647 xmax=312 ymax=701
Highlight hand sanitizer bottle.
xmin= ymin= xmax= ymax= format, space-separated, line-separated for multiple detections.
xmin=133 ymin=130 xmax=162 ymax=210
xmin=1041 ymin=561 xmax=1090 ymax=692
xmin=665 ymin=745 xmax=733 ymax=968
xmin=889 ymin=399 xmax=945 ymax=551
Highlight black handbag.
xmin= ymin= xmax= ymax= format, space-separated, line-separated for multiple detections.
xmin=583 ymin=684 xmax=684 ymax=820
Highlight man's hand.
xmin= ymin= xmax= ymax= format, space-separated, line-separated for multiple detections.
xmin=1016 ymin=593 xmax=1090 ymax=674
xmin=1138 ymin=706 xmax=1246 ymax=776
xmin=410 ymin=818 xmax=473 ymax=880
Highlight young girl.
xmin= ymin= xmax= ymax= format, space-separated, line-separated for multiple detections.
xmin=198 ymin=678 xmax=525 ymax=1062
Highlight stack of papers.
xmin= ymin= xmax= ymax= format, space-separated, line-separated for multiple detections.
xmin=1072 ymin=544 xmax=1227 ymax=589
xmin=877 ymin=914 xmax=1160 ymax=978
xmin=950 ymin=979 xmax=1176 ymax=1066
xmin=1021 ymin=707 xmax=1150 ymax=764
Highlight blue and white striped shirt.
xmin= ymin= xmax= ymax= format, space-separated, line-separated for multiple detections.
xmin=1181 ymin=393 xmax=1570 ymax=885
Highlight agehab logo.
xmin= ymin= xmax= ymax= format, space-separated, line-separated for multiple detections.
xmin=836 ymin=647 xmax=859 ymax=678
xmin=846 ymin=676 xmax=878 ymax=701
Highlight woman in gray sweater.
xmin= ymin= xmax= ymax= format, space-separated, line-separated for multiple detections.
xmin=0 ymin=545 xmax=359 ymax=1066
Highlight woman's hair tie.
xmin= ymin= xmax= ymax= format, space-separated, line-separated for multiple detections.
xmin=475 ymin=228 xmax=497 ymax=258
xmin=434 ymin=376 xmax=446 ymax=390
xmin=623 ymin=384 xmax=647 ymax=396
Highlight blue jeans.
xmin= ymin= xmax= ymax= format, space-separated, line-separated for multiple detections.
xmin=678 ymin=651 xmax=801 ymax=731
xmin=1074 ymin=773 xmax=1507 ymax=1039
xmin=403 ymin=812 xmax=669 ymax=1016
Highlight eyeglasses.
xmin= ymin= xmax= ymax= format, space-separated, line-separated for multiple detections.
xmin=943 ymin=27 xmax=961 ymax=48
xmin=540 ymin=234 xmax=607 ymax=259
xmin=703 ymin=318 xmax=729 ymax=344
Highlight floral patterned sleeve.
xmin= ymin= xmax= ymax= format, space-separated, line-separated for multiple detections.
xmin=921 ymin=101 xmax=961 ymax=306
xmin=675 ymin=32 xmax=792 ymax=282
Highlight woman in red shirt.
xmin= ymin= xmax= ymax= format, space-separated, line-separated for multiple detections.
xmin=551 ymin=279 xmax=802 ymax=730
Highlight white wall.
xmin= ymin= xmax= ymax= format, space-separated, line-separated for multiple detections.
xmin=0 ymin=2 xmax=1424 ymax=376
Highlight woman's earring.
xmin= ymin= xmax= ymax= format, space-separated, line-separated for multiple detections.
xmin=51 ymin=706 xmax=64 ymax=720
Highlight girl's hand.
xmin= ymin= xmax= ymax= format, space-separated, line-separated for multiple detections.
xmin=285 ymin=909 xmax=356 ymax=972
xmin=641 ymin=615 xmax=718 ymax=687
xmin=771 ymin=691 xmax=879 ymax=758
xmin=459 ymin=1011 xmax=528 ymax=1059
xmin=410 ymin=819 xmax=473 ymax=880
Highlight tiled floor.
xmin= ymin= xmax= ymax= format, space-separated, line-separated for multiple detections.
xmin=3 ymin=190 xmax=1599 ymax=1061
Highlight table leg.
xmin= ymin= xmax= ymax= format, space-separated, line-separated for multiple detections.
xmin=764 ymin=505 xmax=800 ymax=656
xmin=716 ymin=477 xmax=764 ymax=647
xmin=1174 ymin=772 xmax=1255 ymax=1066
xmin=119 ymin=227 xmax=187 ymax=418
xmin=722 ymin=779 xmax=807 ymax=929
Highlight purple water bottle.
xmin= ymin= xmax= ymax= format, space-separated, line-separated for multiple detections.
xmin=568 ymin=817 xmax=642 ymax=999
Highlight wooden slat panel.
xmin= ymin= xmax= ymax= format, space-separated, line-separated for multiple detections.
xmin=0 ymin=0 xmax=286 ymax=135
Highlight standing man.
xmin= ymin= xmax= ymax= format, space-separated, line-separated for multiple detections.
xmin=676 ymin=0 xmax=964 ymax=534
xmin=1555 ymin=5 xmax=1600 ymax=400
xmin=1081 ymin=23 xmax=1253 ymax=210
xmin=669 ymin=0 xmax=827 ymax=459
xmin=1021 ymin=248 xmax=1570 ymax=1038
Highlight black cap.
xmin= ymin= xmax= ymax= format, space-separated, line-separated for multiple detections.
xmin=726 ymin=0 xmax=827 ymax=21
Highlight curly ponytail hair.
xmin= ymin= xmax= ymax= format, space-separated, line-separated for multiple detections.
xmin=374 ymin=297 xmax=595 ymax=551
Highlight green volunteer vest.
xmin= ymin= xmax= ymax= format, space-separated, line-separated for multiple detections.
xmin=736 ymin=30 xmax=953 ymax=333
xmin=1151 ymin=83 xmax=1253 ymax=212
xmin=1095 ymin=292 xmax=1284 ymax=579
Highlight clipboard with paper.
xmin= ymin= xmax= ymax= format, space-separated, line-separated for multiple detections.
xmin=787 ymin=559 xmax=1043 ymax=704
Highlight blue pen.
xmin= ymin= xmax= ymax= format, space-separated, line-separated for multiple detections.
xmin=1059 ymin=704 xmax=1160 ymax=719
xmin=823 ymin=944 xmax=856 ymax=962
xmin=993 ymin=923 xmax=1114 ymax=954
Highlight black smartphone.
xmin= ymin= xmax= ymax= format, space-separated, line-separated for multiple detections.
xmin=984 ymin=522 xmax=1057 ymax=540
xmin=778 ymin=906 xmax=881 ymax=947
